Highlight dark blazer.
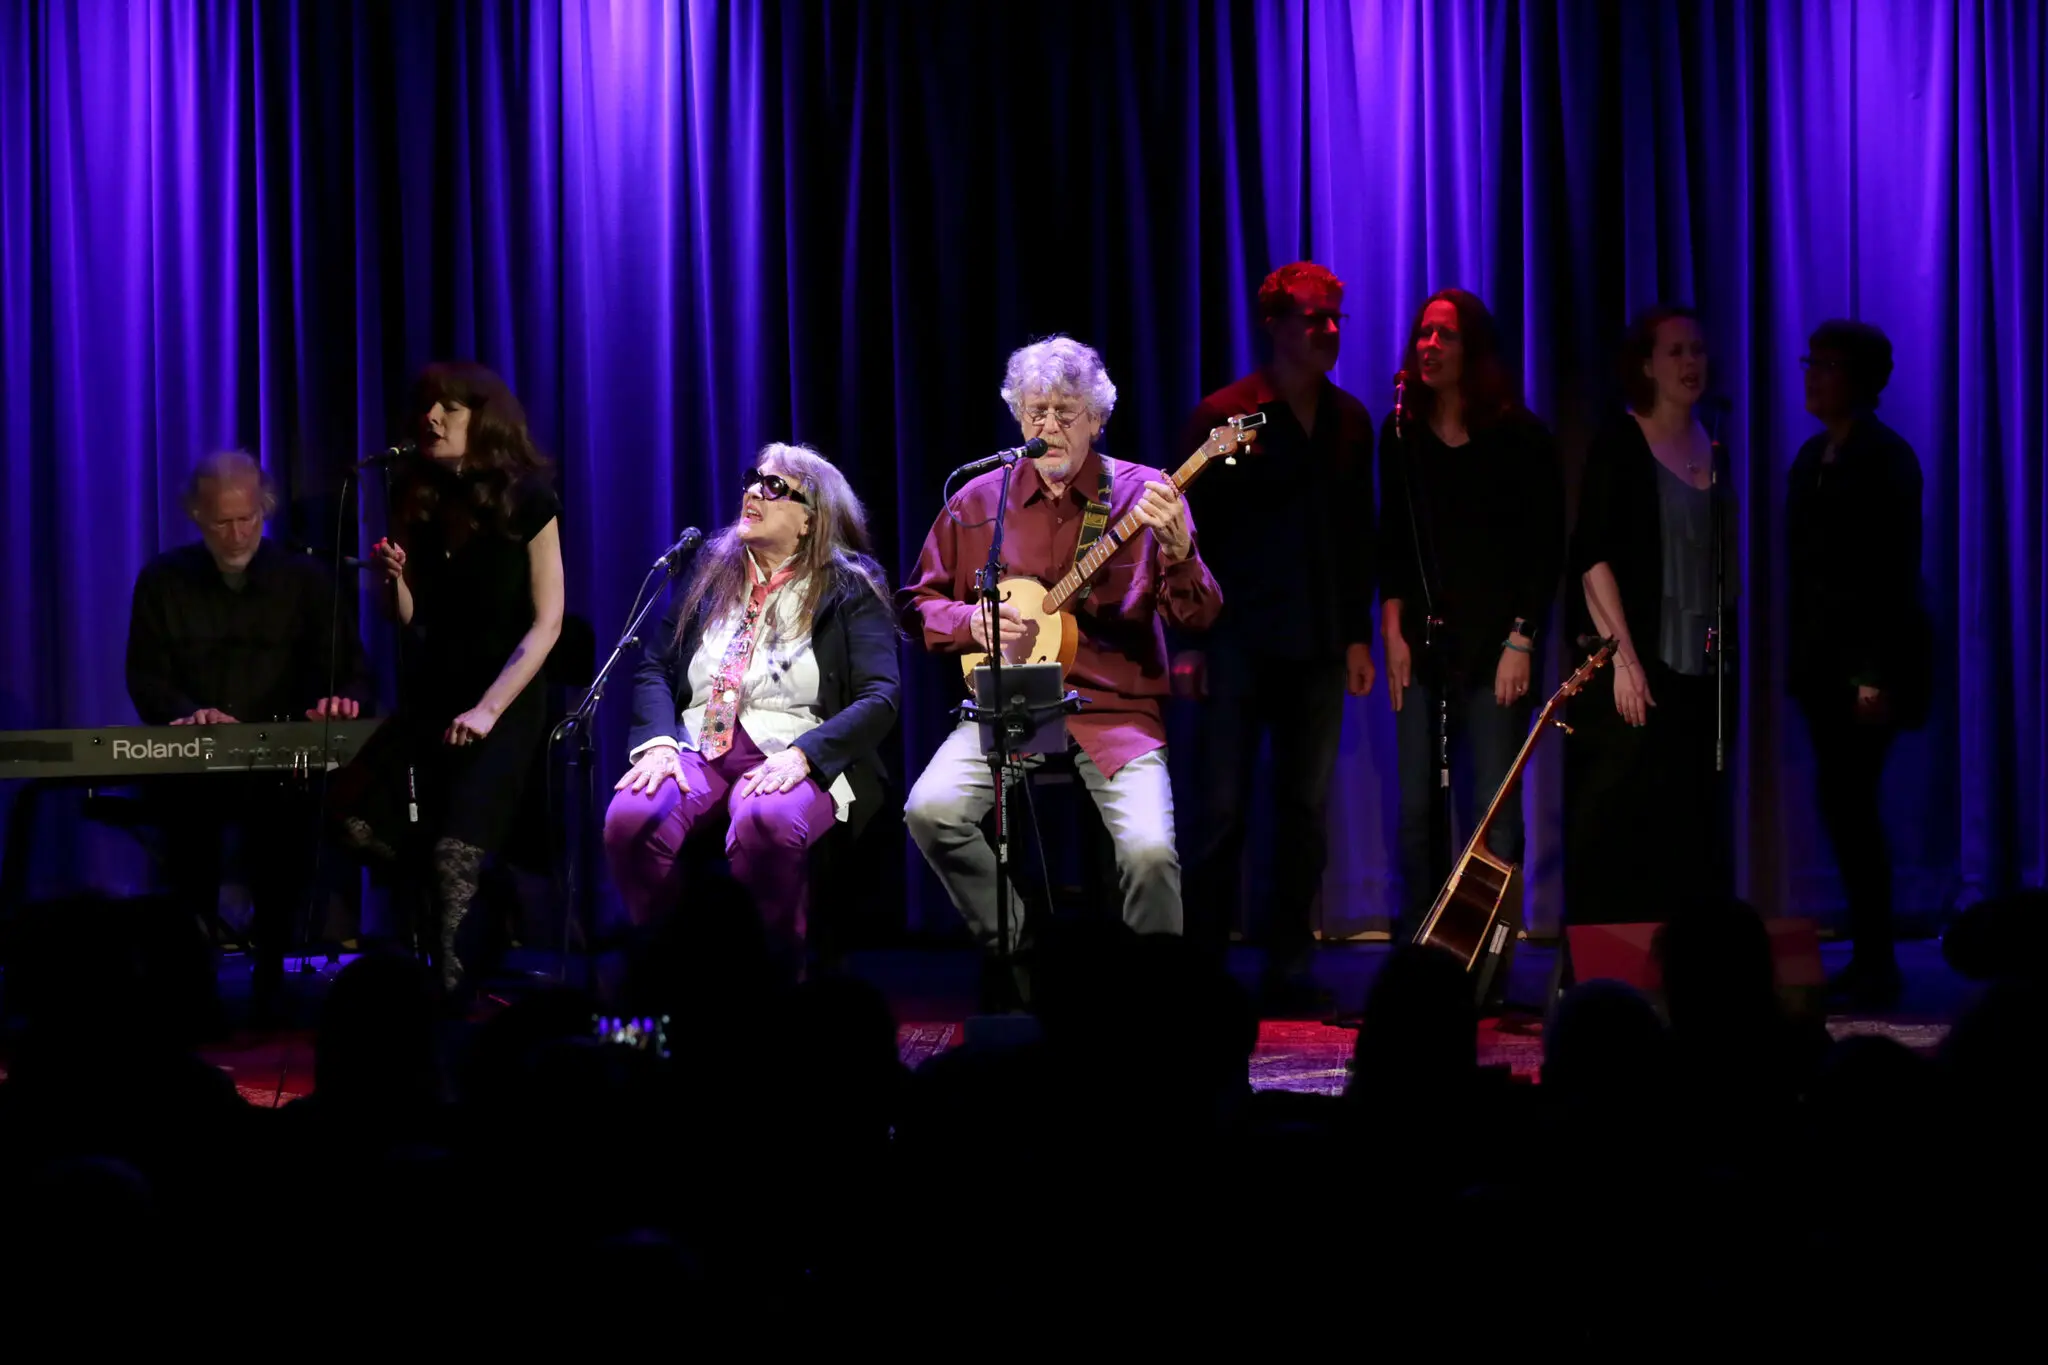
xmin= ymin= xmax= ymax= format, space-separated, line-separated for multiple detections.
xmin=1785 ymin=415 xmax=1929 ymax=725
xmin=627 ymin=553 xmax=902 ymax=839
xmin=1568 ymin=413 xmax=1739 ymax=666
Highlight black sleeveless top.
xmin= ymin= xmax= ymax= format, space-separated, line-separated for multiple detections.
xmin=393 ymin=461 xmax=561 ymax=719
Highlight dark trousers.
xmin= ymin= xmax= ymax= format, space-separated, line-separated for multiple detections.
xmin=1798 ymin=692 xmax=1899 ymax=967
xmin=1563 ymin=662 xmax=1731 ymax=927
xmin=151 ymin=775 xmax=316 ymax=997
xmin=1393 ymin=674 xmax=1532 ymax=942
xmin=1184 ymin=650 xmax=1347 ymax=974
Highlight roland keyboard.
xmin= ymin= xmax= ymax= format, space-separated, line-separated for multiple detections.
xmin=0 ymin=718 xmax=385 ymax=781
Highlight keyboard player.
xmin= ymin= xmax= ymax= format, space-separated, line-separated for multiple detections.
xmin=123 ymin=450 xmax=372 ymax=1024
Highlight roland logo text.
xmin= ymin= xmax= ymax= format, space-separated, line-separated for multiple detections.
xmin=113 ymin=738 xmax=203 ymax=761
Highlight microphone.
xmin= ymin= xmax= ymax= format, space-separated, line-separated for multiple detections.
xmin=351 ymin=439 xmax=418 ymax=470
xmin=952 ymin=437 xmax=1048 ymax=479
xmin=1701 ymin=393 xmax=1732 ymax=462
xmin=1393 ymin=370 xmax=1410 ymax=441
xmin=653 ymin=526 xmax=705 ymax=574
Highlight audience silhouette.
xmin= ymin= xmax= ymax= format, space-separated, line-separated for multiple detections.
xmin=0 ymin=886 xmax=2036 ymax=1345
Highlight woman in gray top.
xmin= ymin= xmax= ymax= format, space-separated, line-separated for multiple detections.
xmin=1564 ymin=305 xmax=1738 ymax=928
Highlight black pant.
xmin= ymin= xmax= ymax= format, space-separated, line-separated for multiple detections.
xmin=1564 ymin=662 xmax=1731 ymax=927
xmin=1184 ymin=649 xmax=1347 ymax=974
xmin=151 ymin=775 xmax=318 ymax=994
xmin=1798 ymin=691 xmax=1899 ymax=967
xmin=1394 ymin=673 xmax=1535 ymax=942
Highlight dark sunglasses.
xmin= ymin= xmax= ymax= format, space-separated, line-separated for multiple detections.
xmin=741 ymin=468 xmax=810 ymax=506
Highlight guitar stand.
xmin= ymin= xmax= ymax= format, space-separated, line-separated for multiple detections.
xmin=954 ymin=681 xmax=1086 ymax=1010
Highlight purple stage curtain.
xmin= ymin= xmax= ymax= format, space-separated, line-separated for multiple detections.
xmin=1 ymin=1 xmax=2042 ymax=938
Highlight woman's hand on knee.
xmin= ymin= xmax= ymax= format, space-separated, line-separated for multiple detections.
xmin=617 ymin=745 xmax=687 ymax=796
xmin=737 ymin=747 xmax=811 ymax=799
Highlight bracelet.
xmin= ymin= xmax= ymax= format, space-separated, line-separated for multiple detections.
xmin=1501 ymin=638 xmax=1532 ymax=655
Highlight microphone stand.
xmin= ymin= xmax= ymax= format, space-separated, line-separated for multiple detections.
xmin=550 ymin=555 xmax=677 ymax=985
xmin=1330 ymin=395 xmax=1448 ymax=1030
xmin=975 ymin=455 xmax=1022 ymax=989
xmin=1707 ymin=408 xmax=1732 ymax=904
xmin=1398 ymin=401 xmax=1453 ymax=943
xmin=367 ymin=457 xmax=433 ymax=968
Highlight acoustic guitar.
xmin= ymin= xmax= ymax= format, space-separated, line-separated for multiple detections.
xmin=958 ymin=412 xmax=1266 ymax=681
xmin=1414 ymin=640 xmax=1616 ymax=1001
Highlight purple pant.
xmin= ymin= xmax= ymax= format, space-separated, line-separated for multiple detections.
xmin=602 ymin=726 xmax=836 ymax=949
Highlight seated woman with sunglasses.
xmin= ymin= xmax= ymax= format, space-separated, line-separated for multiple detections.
xmin=603 ymin=444 xmax=900 ymax=974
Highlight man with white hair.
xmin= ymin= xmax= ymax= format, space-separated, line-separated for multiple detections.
xmin=125 ymin=449 xmax=372 ymax=1025
xmin=904 ymin=336 xmax=1222 ymax=1002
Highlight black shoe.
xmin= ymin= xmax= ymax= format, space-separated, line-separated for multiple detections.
xmin=1256 ymin=973 xmax=1332 ymax=1020
xmin=977 ymin=952 xmax=1029 ymax=1014
xmin=1825 ymin=958 xmax=1904 ymax=1012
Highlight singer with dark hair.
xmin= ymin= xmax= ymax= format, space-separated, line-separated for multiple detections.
xmin=1379 ymin=288 xmax=1565 ymax=942
xmin=125 ymin=448 xmax=373 ymax=1022
xmin=1563 ymin=305 xmax=1739 ymax=929
xmin=602 ymin=442 xmax=899 ymax=975
xmin=334 ymin=362 xmax=565 ymax=996
xmin=1178 ymin=261 xmax=1377 ymax=1014
xmin=904 ymin=336 xmax=1222 ymax=1005
xmin=1787 ymin=319 xmax=1928 ymax=1009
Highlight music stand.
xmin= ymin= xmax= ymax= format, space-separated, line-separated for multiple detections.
xmin=955 ymin=661 xmax=1083 ymax=1005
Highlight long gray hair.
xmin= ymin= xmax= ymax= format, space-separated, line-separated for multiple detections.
xmin=672 ymin=442 xmax=889 ymax=644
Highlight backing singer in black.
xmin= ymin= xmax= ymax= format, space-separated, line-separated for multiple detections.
xmin=1180 ymin=261 xmax=1378 ymax=1016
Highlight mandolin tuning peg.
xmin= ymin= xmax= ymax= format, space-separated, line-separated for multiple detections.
xmin=1552 ymin=719 xmax=1574 ymax=734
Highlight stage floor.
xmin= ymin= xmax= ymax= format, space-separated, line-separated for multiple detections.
xmin=0 ymin=938 xmax=1966 ymax=1108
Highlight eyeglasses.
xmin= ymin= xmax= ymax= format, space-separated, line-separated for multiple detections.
xmin=742 ymin=468 xmax=810 ymax=506
xmin=1414 ymin=323 xmax=1461 ymax=345
xmin=1023 ymin=405 xmax=1086 ymax=428
xmin=1799 ymin=355 xmax=1845 ymax=374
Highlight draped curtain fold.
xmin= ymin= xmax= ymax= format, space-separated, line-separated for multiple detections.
xmin=3 ymin=0 xmax=2042 ymax=933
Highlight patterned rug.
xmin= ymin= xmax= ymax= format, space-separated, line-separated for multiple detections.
xmin=889 ymin=1015 xmax=1954 ymax=1098
xmin=0 ymin=1013 xmax=1952 ymax=1110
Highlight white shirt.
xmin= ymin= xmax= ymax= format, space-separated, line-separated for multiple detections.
xmin=632 ymin=553 xmax=853 ymax=821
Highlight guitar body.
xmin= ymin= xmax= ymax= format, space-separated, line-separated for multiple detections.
xmin=1417 ymin=846 xmax=1524 ymax=1010
xmin=1413 ymin=639 xmax=1616 ymax=1010
xmin=958 ymin=577 xmax=1080 ymax=680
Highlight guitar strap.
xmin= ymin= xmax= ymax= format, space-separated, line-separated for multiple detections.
xmin=1068 ymin=457 xmax=1116 ymax=607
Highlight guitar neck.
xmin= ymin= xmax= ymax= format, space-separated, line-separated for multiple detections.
xmin=1042 ymin=469 xmax=1190 ymax=614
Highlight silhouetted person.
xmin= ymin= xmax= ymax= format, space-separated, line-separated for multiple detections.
xmin=1786 ymin=320 xmax=1929 ymax=1009
xmin=1940 ymin=888 xmax=2048 ymax=984
xmin=1348 ymin=943 xmax=1479 ymax=1096
xmin=1540 ymin=977 xmax=1669 ymax=1112
xmin=1654 ymin=903 xmax=1824 ymax=1124
xmin=305 ymin=950 xmax=443 ymax=1120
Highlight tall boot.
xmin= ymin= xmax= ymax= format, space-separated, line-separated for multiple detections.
xmin=431 ymin=837 xmax=486 ymax=997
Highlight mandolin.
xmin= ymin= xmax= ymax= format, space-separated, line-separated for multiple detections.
xmin=1414 ymin=640 xmax=1616 ymax=1004
xmin=958 ymin=412 xmax=1266 ymax=681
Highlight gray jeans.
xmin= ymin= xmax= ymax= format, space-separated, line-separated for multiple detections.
xmin=905 ymin=721 xmax=1181 ymax=949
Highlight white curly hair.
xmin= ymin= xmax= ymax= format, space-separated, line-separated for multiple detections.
xmin=998 ymin=335 xmax=1118 ymax=424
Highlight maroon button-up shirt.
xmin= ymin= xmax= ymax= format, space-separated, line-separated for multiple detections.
xmin=906 ymin=447 xmax=1223 ymax=778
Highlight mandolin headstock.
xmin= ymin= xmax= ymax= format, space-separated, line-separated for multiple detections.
xmin=1171 ymin=411 xmax=1267 ymax=489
